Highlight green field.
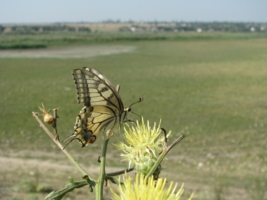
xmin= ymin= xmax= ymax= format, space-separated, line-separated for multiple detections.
xmin=1 ymin=33 xmax=267 ymax=199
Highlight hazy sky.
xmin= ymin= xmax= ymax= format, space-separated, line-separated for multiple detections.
xmin=1 ymin=1 xmax=266 ymax=24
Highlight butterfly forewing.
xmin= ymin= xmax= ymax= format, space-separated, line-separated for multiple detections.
xmin=65 ymin=67 xmax=128 ymax=147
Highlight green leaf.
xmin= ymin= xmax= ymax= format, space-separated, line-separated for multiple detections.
xmin=45 ymin=178 xmax=94 ymax=200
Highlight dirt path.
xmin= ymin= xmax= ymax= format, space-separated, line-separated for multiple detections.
xmin=0 ymin=45 xmax=135 ymax=58
xmin=0 ymin=149 xmax=125 ymax=176
xmin=0 ymin=149 xmax=128 ymax=199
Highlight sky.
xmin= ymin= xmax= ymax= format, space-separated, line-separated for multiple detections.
xmin=1 ymin=1 xmax=266 ymax=24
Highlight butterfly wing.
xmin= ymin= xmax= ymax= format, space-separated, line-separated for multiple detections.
xmin=73 ymin=67 xmax=124 ymax=109
xmin=66 ymin=67 xmax=126 ymax=147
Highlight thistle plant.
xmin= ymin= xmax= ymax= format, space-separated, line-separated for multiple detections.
xmin=112 ymin=119 xmax=193 ymax=200
xmin=33 ymin=105 xmax=191 ymax=199
xmin=115 ymin=118 xmax=170 ymax=178
xmin=110 ymin=174 xmax=190 ymax=200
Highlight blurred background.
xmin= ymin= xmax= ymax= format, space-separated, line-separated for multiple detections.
xmin=0 ymin=1 xmax=267 ymax=199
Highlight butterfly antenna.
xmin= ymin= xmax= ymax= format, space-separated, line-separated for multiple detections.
xmin=129 ymin=97 xmax=144 ymax=108
xmin=127 ymin=98 xmax=143 ymax=121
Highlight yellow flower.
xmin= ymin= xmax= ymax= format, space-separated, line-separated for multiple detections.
xmin=115 ymin=118 xmax=170 ymax=176
xmin=110 ymin=174 xmax=190 ymax=200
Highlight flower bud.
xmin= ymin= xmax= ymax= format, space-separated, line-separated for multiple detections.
xmin=38 ymin=103 xmax=54 ymax=124
xmin=43 ymin=113 xmax=54 ymax=124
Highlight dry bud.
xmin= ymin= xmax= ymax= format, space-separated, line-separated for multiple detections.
xmin=38 ymin=103 xmax=54 ymax=124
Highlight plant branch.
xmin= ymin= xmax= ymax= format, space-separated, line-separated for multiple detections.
xmin=166 ymin=134 xmax=185 ymax=153
xmin=147 ymin=135 xmax=185 ymax=177
xmin=32 ymin=112 xmax=95 ymax=188
xmin=104 ymin=167 xmax=135 ymax=186
xmin=95 ymin=138 xmax=109 ymax=200
xmin=52 ymin=108 xmax=59 ymax=141
xmin=106 ymin=167 xmax=134 ymax=177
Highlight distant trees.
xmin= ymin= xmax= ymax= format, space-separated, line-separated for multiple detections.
xmin=0 ymin=25 xmax=5 ymax=33
xmin=1 ymin=25 xmax=91 ymax=34
xmin=117 ymin=22 xmax=267 ymax=33
xmin=0 ymin=22 xmax=266 ymax=34
xmin=78 ymin=27 xmax=91 ymax=33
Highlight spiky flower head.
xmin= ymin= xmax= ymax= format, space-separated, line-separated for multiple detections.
xmin=115 ymin=118 xmax=170 ymax=176
xmin=110 ymin=174 xmax=189 ymax=200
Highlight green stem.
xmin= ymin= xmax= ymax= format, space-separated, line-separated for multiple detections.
xmin=96 ymin=138 xmax=110 ymax=200
xmin=147 ymin=135 xmax=185 ymax=177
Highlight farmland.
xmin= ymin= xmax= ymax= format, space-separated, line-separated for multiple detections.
xmin=0 ymin=31 xmax=267 ymax=199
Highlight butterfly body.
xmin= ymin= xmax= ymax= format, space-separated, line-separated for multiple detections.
xmin=65 ymin=67 xmax=134 ymax=147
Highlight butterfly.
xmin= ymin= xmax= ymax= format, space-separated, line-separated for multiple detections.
xmin=63 ymin=67 xmax=143 ymax=148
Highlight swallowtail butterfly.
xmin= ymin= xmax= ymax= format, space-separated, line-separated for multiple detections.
xmin=64 ymin=67 xmax=142 ymax=147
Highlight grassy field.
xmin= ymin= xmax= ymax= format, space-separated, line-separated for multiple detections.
xmin=1 ymin=32 xmax=267 ymax=199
